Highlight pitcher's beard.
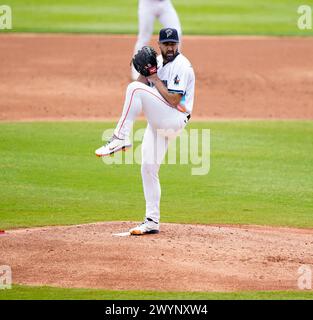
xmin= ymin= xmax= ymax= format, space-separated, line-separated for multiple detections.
xmin=162 ymin=50 xmax=179 ymax=63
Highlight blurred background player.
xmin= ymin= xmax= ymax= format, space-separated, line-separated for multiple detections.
xmin=131 ymin=0 xmax=182 ymax=80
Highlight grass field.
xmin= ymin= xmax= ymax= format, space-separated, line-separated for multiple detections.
xmin=1 ymin=121 xmax=312 ymax=230
xmin=1 ymin=285 xmax=313 ymax=300
xmin=3 ymin=0 xmax=313 ymax=35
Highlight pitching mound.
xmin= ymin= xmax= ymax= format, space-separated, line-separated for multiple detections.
xmin=1 ymin=222 xmax=312 ymax=292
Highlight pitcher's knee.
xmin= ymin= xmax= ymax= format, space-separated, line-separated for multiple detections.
xmin=127 ymin=81 xmax=139 ymax=91
xmin=127 ymin=81 xmax=146 ymax=93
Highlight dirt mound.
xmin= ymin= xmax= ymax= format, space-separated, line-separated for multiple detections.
xmin=0 ymin=34 xmax=313 ymax=121
xmin=1 ymin=222 xmax=312 ymax=292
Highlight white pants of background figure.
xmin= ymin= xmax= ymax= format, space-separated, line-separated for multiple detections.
xmin=132 ymin=0 xmax=182 ymax=80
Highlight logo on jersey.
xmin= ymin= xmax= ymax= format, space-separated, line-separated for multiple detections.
xmin=165 ymin=29 xmax=173 ymax=38
xmin=174 ymin=75 xmax=180 ymax=85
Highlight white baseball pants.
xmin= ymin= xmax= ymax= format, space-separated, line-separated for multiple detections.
xmin=114 ymin=81 xmax=188 ymax=223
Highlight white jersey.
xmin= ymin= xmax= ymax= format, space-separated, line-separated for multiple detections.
xmin=156 ymin=53 xmax=195 ymax=114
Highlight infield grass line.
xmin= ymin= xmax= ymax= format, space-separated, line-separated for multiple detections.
xmin=0 ymin=284 xmax=313 ymax=300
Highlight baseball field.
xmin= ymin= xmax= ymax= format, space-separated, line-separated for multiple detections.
xmin=1 ymin=0 xmax=313 ymax=300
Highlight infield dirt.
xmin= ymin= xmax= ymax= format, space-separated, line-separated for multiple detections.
xmin=1 ymin=222 xmax=313 ymax=292
xmin=0 ymin=34 xmax=313 ymax=120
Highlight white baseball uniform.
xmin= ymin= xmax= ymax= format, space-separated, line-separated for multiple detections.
xmin=132 ymin=0 xmax=182 ymax=80
xmin=114 ymin=52 xmax=195 ymax=223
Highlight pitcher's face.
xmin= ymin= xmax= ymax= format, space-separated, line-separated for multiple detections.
xmin=159 ymin=42 xmax=179 ymax=63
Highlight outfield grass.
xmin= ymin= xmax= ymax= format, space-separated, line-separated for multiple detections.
xmin=3 ymin=0 xmax=313 ymax=35
xmin=0 ymin=121 xmax=312 ymax=230
xmin=0 ymin=285 xmax=313 ymax=300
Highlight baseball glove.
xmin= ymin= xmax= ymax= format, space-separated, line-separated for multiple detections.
xmin=132 ymin=46 xmax=158 ymax=77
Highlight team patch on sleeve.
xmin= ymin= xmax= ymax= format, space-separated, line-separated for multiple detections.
xmin=174 ymin=74 xmax=180 ymax=85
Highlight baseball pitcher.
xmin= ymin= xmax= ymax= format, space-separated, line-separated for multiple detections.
xmin=96 ymin=28 xmax=195 ymax=235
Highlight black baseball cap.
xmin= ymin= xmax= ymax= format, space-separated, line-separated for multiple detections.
xmin=159 ymin=28 xmax=179 ymax=43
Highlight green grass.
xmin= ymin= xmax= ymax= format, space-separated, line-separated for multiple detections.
xmin=0 ymin=121 xmax=313 ymax=230
xmin=0 ymin=285 xmax=313 ymax=300
xmin=2 ymin=0 xmax=313 ymax=35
